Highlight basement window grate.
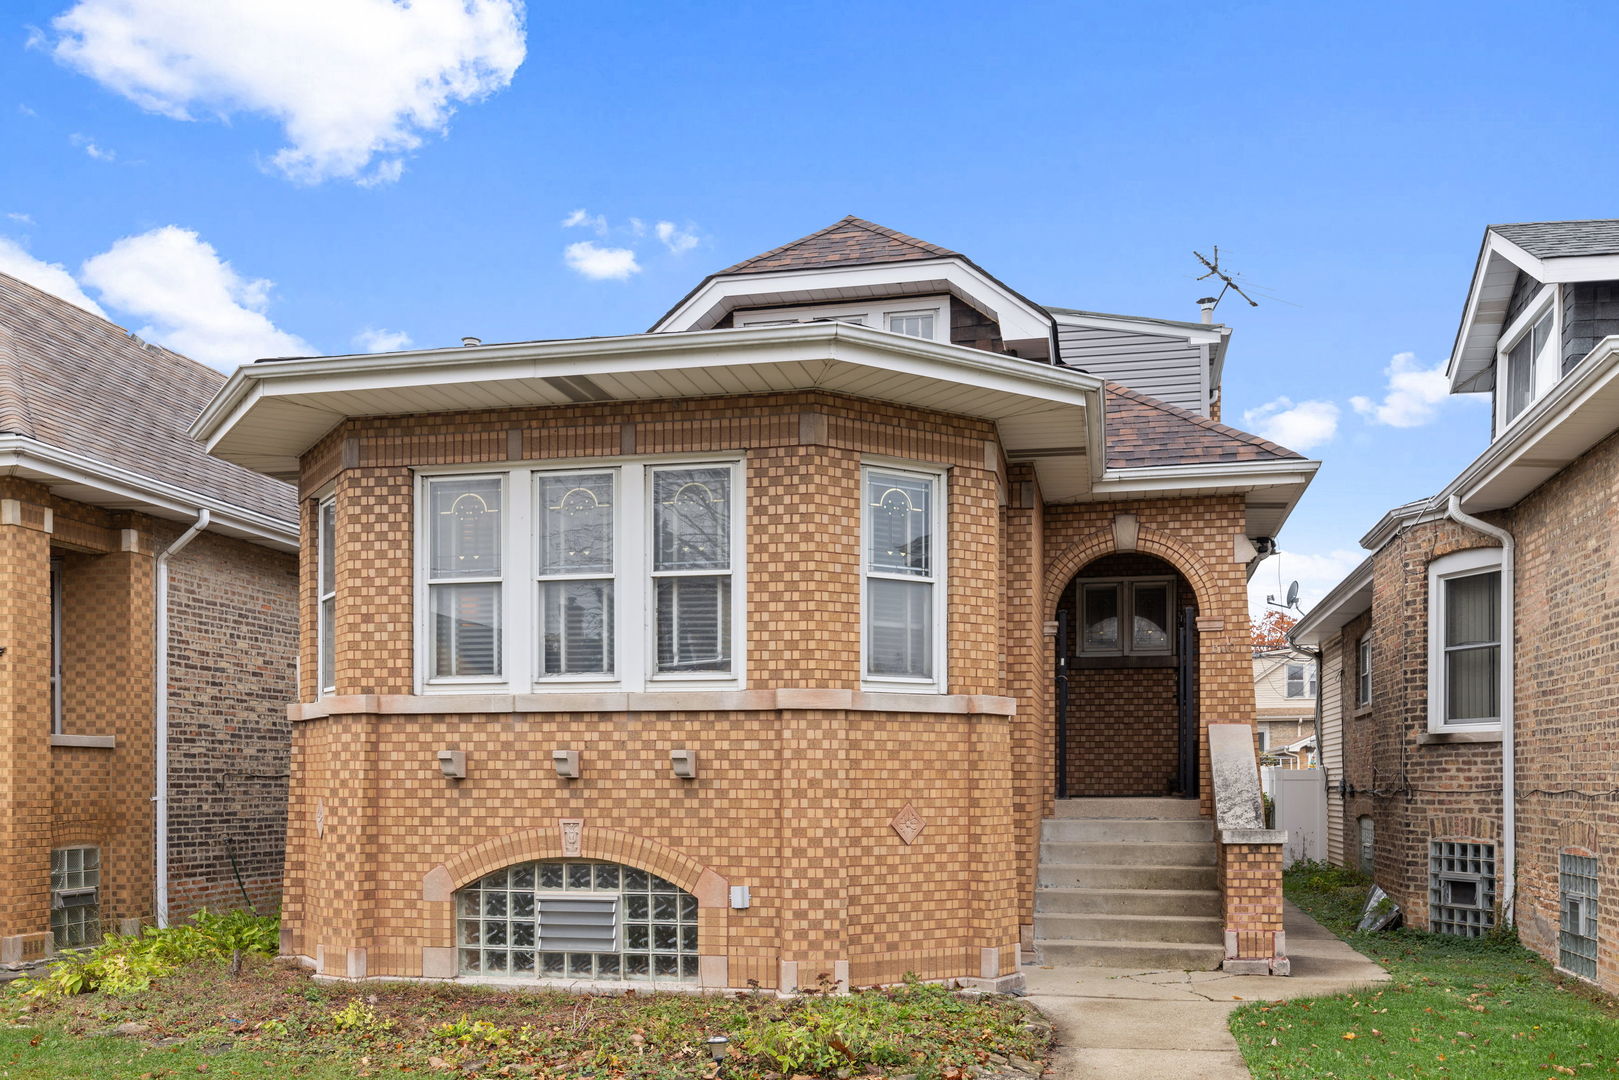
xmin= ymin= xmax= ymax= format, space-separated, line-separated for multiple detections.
xmin=1559 ymin=853 xmax=1598 ymax=981
xmin=1429 ymin=841 xmax=1495 ymax=938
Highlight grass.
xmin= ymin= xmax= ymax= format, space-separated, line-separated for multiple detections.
xmin=1 ymin=953 xmax=1047 ymax=1080
xmin=1230 ymin=861 xmax=1619 ymax=1079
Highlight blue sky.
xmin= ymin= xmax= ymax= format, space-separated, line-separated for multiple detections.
xmin=3 ymin=0 xmax=1617 ymax=615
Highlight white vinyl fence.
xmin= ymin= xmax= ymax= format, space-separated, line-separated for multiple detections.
xmin=1267 ymin=767 xmax=1327 ymax=867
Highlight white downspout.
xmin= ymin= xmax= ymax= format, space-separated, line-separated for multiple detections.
xmin=154 ymin=509 xmax=209 ymax=928
xmin=1444 ymin=495 xmax=1515 ymax=924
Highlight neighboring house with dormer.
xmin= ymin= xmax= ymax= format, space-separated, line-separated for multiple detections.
xmin=1295 ymin=219 xmax=1619 ymax=990
xmin=0 ymin=271 xmax=299 ymax=967
xmin=194 ymin=216 xmax=1318 ymax=989
xmin=1252 ymin=647 xmax=1316 ymax=767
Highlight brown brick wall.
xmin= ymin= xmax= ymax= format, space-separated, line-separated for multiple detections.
xmin=164 ymin=529 xmax=298 ymax=919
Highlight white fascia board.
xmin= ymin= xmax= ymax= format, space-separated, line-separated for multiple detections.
xmin=0 ymin=435 xmax=297 ymax=550
xmin=195 ymin=322 xmax=1102 ymax=459
xmin=1094 ymin=458 xmax=1320 ymax=493
xmin=653 ymin=259 xmax=1054 ymax=343
xmin=1357 ymin=497 xmax=1443 ymax=551
xmin=1048 ymin=309 xmax=1227 ymax=346
xmin=1288 ymin=558 xmax=1373 ymax=647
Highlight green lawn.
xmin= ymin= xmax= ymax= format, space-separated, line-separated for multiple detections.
xmin=2 ymin=953 xmax=1047 ymax=1079
xmin=1231 ymin=862 xmax=1619 ymax=1079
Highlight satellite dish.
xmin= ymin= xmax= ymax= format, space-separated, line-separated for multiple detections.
xmin=1285 ymin=581 xmax=1300 ymax=609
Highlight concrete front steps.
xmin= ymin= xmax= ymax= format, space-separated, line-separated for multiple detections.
xmin=1034 ymin=797 xmax=1224 ymax=970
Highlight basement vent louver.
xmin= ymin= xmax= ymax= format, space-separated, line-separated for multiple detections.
xmin=538 ymin=897 xmax=618 ymax=953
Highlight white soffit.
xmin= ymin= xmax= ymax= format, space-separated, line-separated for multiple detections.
xmin=195 ymin=322 xmax=1099 ymax=496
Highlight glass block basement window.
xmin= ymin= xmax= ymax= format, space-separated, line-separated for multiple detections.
xmin=1559 ymin=853 xmax=1599 ymax=981
xmin=456 ymin=860 xmax=698 ymax=981
xmin=1429 ymin=841 xmax=1496 ymax=937
xmin=50 ymin=847 xmax=101 ymax=949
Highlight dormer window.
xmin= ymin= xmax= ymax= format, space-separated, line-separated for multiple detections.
xmin=733 ymin=297 xmax=946 ymax=342
xmin=1499 ymin=293 xmax=1557 ymax=427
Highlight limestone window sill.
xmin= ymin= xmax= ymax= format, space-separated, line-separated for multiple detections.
xmin=49 ymin=734 xmax=116 ymax=749
xmin=1417 ymin=729 xmax=1502 ymax=746
xmin=1352 ymin=705 xmax=1373 ymax=719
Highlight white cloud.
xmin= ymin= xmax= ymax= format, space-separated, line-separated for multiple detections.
xmin=1350 ymin=351 xmax=1453 ymax=428
xmin=353 ymin=327 xmax=412 ymax=353
xmin=563 ymin=241 xmax=640 ymax=281
xmin=561 ymin=208 xmax=608 ymax=235
xmin=49 ymin=0 xmax=526 ymax=186
xmin=655 ymin=220 xmax=699 ymax=255
xmin=1247 ymin=548 xmax=1366 ymax=622
xmin=6 ymin=213 xmax=35 ymax=226
xmin=0 ymin=236 xmax=108 ymax=317
xmin=69 ymin=132 xmax=116 ymax=161
xmin=79 ymin=225 xmax=311 ymax=369
xmin=1241 ymin=397 xmax=1340 ymax=452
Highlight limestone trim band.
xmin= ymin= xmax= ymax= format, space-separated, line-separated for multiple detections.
xmin=291 ymin=688 xmax=1018 ymax=721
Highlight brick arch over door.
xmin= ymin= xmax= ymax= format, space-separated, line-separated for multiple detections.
xmin=1043 ymin=523 xmax=1216 ymax=619
xmin=422 ymin=825 xmax=730 ymax=910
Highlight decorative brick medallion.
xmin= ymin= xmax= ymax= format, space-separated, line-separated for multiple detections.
xmin=890 ymin=803 xmax=925 ymax=845
xmin=559 ymin=818 xmax=583 ymax=857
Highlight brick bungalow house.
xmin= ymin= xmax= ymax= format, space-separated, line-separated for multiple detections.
xmin=194 ymin=217 xmax=1317 ymax=989
xmin=1293 ymin=219 xmax=1619 ymax=990
xmin=0 ymin=271 xmax=299 ymax=966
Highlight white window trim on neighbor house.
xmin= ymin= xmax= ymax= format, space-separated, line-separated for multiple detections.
xmin=1356 ymin=632 xmax=1372 ymax=707
xmin=413 ymin=457 xmax=747 ymax=696
xmin=732 ymin=296 xmax=949 ymax=342
xmin=1496 ymin=286 xmax=1560 ymax=433
xmin=860 ymin=460 xmax=949 ymax=694
xmin=1427 ymin=547 xmax=1505 ymax=732
xmin=1285 ymin=661 xmax=1317 ymax=699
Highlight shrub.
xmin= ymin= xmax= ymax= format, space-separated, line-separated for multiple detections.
xmin=14 ymin=910 xmax=280 ymax=999
xmin=327 ymin=999 xmax=393 ymax=1035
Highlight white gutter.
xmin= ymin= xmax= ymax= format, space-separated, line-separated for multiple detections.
xmin=1443 ymin=494 xmax=1515 ymax=925
xmin=154 ymin=508 xmax=210 ymax=928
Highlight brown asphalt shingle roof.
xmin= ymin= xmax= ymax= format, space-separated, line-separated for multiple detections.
xmin=0 ymin=270 xmax=296 ymax=522
xmin=720 ymin=216 xmax=959 ymax=275
xmin=1104 ymin=382 xmax=1303 ymax=468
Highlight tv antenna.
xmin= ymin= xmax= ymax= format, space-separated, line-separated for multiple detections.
xmin=1194 ymin=246 xmax=1260 ymax=313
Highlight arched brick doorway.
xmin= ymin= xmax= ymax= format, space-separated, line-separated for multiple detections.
xmin=1054 ymin=552 xmax=1199 ymax=798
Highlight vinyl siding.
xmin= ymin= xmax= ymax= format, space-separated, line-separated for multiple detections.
xmin=1055 ymin=325 xmax=1207 ymax=413
xmin=1321 ymin=639 xmax=1345 ymax=866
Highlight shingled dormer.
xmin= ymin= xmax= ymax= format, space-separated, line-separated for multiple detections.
xmin=651 ymin=215 xmax=1057 ymax=361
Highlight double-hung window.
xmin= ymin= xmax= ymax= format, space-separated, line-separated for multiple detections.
xmin=418 ymin=460 xmax=742 ymax=693
xmin=1498 ymin=292 xmax=1557 ymax=429
xmin=1428 ymin=548 xmax=1503 ymax=731
xmin=862 ymin=464 xmax=945 ymax=690
xmin=1285 ymin=662 xmax=1316 ymax=698
xmin=317 ymin=498 xmax=336 ymax=694
xmin=1356 ymin=633 xmax=1372 ymax=707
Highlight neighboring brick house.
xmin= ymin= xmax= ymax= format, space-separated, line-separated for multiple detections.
xmin=1294 ymin=219 xmax=1619 ymax=990
xmin=0 ymin=271 xmax=299 ymax=966
xmin=195 ymin=216 xmax=1318 ymax=988
xmin=1252 ymin=647 xmax=1317 ymax=767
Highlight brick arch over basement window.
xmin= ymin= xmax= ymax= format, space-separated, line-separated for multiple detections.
xmin=1042 ymin=522 xmax=1217 ymax=619
xmin=422 ymin=825 xmax=730 ymax=911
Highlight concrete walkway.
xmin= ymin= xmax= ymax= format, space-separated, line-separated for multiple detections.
xmin=1023 ymin=901 xmax=1387 ymax=1079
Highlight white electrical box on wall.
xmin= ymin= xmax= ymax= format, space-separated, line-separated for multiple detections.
xmin=729 ymin=885 xmax=750 ymax=910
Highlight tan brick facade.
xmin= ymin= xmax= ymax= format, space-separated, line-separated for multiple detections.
xmin=0 ymin=476 xmax=296 ymax=960
xmin=287 ymin=390 xmax=1276 ymax=985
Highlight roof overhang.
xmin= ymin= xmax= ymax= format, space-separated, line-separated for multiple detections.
xmin=651 ymin=257 xmax=1056 ymax=359
xmin=1448 ymin=229 xmax=1619 ymax=392
xmin=194 ymin=322 xmax=1103 ymax=499
xmin=1289 ymin=558 xmax=1372 ymax=647
xmin=0 ymin=435 xmax=297 ymax=551
xmin=1084 ymin=458 xmax=1319 ymax=538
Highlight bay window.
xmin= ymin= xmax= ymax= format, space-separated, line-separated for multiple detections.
xmin=1428 ymin=548 xmax=1504 ymax=730
xmin=862 ymin=464 xmax=945 ymax=689
xmin=416 ymin=460 xmax=742 ymax=693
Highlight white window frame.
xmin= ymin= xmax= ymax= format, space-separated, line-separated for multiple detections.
xmin=414 ymin=457 xmax=746 ymax=695
xmin=1356 ymin=633 xmax=1372 ymax=707
xmin=1284 ymin=662 xmax=1316 ymax=699
xmin=316 ymin=496 xmax=336 ymax=696
xmin=733 ymin=296 xmax=949 ymax=342
xmin=860 ymin=460 xmax=948 ymax=693
xmin=49 ymin=557 xmax=64 ymax=734
xmin=1427 ymin=547 xmax=1505 ymax=732
xmin=1496 ymin=287 xmax=1559 ymax=432
xmin=1076 ymin=576 xmax=1176 ymax=658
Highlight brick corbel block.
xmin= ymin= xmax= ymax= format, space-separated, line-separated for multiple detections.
xmin=422 ymin=864 xmax=453 ymax=903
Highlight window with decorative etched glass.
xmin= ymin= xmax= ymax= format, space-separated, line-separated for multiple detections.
xmin=50 ymin=846 xmax=100 ymax=948
xmin=418 ymin=461 xmax=741 ymax=692
xmin=863 ymin=466 xmax=942 ymax=686
xmin=455 ymin=860 xmax=698 ymax=982
xmin=1079 ymin=578 xmax=1174 ymax=657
